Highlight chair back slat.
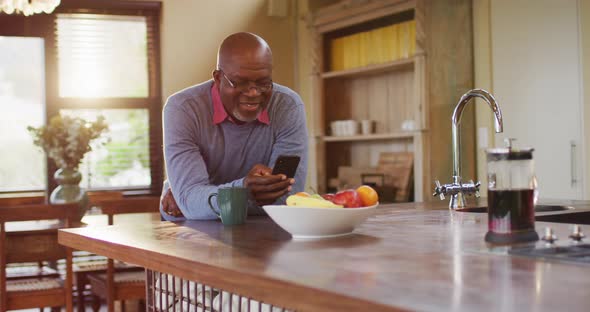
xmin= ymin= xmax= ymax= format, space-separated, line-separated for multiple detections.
xmin=0 ymin=203 xmax=79 ymax=222
xmin=87 ymin=191 xmax=124 ymax=207
xmin=6 ymin=233 xmax=66 ymax=263
xmin=0 ymin=196 xmax=46 ymax=207
xmin=98 ymin=197 xmax=160 ymax=219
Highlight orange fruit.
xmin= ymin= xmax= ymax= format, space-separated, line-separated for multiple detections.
xmin=295 ymin=192 xmax=311 ymax=197
xmin=356 ymin=185 xmax=378 ymax=206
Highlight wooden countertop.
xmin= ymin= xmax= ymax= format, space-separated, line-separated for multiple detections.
xmin=58 ymin=201 xmax=590 ymax=312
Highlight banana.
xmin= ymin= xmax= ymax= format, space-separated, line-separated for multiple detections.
xmin=286 ymin=195 xmax=343 ymax=208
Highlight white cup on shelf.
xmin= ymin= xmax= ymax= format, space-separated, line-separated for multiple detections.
xmin=360 ymin=120 xmax=374 ymax=135
xmin=401 ymin=119 xmax=416 ymax=131
xmin=330 ymin=120 xmax=361 ymax=136
xmin=330 ymin=120 xmax=346 ymax=136
xmin=346 ymin=120 xmax=358 ymax=136
xmin=330 ymin=121 xmax=339 ymax=136
xmin=341 ymin=120 xmax=348 ymax=136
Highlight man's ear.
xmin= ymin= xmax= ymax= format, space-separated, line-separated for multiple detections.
xmin=212 ymin=69 xmax=221 ymax=85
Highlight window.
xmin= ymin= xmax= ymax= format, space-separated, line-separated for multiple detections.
xmin=0 ymin=37 xmax=46 ymax=192
xmin=51 ymin=3 xmax=163 ymax=194
xmin=61 ymin=109 xmax=151 ymax=189
xmin=0 ymin=1 xmax=163 ymax=195
xmin=55 ymin=13 xmax=155 ymax=190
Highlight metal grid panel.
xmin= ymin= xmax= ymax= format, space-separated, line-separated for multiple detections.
xmin=146 ymin=269 xmax=293 ymax=312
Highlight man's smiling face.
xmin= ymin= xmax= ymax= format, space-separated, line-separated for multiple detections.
xmin=214 ymin=34 xmax=273 ymax=123
xmin=216 ymin=58 xmax=273 ymax=123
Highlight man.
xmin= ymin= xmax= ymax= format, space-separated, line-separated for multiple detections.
xmin=160 ymin=32 xmax=308 ymax=220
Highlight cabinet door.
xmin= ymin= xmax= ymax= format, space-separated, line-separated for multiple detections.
xmin=491 ymin=0 xmax=584 ymax=199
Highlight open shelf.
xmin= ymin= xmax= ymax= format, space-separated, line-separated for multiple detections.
xmin=321 ymin=56 xmax=415 ymax=79
xmin=322 ymin=131 xmax=416 ymax=142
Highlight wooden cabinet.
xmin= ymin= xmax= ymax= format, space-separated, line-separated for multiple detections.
xmin=307 ymin=0 xmax=475 ymax=202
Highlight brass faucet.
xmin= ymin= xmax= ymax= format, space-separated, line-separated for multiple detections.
xmin=433 ymin=89 xmax=504 ymax=209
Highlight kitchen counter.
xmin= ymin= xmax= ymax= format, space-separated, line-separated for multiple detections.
xmin=58 ymin=201 xmax=590 ymax=311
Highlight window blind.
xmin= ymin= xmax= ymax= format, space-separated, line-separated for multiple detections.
xmin=56 ymin=13 xmax=149 ymax=98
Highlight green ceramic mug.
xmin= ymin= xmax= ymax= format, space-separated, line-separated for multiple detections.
xmin=208 ymin=187 xmax=248 ymax=225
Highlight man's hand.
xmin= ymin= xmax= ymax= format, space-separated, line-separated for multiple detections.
xmin=161 ymin=188 xmax=184 ymax=217
xmin=244 ymin=164 xmax=294 ymax=206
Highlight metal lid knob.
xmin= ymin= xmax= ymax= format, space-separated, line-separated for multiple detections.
xmin=541 ymin=227 xmax=558 ymax=244
xmin=504 ymin=137 xmax=517 ymax=149
xmin=569 ymin=225 xmax=585 ymax=242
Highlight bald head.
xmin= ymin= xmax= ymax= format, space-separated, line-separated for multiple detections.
xmin=216 ymin=32 xmax=273 ymax=72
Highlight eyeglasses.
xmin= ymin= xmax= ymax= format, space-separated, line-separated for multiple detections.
xmin=220 ymin=71 xmax=273 ymax=94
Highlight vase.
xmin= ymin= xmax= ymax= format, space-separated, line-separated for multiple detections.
xmin=49 ymin=168 xmax=89 ymax=221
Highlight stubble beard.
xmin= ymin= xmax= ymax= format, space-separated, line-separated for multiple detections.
xmin=232 ymin=107 xmax=260 ymax=123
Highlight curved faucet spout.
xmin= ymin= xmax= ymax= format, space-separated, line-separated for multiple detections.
xmin=452 ymin=89 xmax=503 ymax=182
xmin=433 ymin=89 xmax=503 ymax=209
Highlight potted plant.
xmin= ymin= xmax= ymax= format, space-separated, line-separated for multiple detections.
xmin=28 ymin=114 xmax=108 ymax=220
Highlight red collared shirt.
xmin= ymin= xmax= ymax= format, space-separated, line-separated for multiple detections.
xmin=211 ymin=84 xmax=269 ymax=125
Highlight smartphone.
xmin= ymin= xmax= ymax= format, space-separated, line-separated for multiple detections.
xmin=271 ymin=155 xmax=300 ymax=179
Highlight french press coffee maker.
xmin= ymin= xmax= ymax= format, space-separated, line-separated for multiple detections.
xmin=485 ymin=139 xmax=539 ymax=244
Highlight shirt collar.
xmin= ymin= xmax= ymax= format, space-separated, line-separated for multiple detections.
xmin=212 ymin=83 xmax=269 ymax=125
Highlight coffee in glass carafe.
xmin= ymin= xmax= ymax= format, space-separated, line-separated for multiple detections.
xmin=485 ymin=140 xmax=539 ymax=244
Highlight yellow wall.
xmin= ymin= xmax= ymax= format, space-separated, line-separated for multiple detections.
xmin=147 ymin=0 xmax=296 ymax=99
xmin=130 ymin=0 xmax=298 ymax=182
xmin=472 ymin=0 xmax=493 ymax=194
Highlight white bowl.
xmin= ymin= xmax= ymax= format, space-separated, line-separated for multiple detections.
xmin=262 ymin=204 xmax=378 ymax=240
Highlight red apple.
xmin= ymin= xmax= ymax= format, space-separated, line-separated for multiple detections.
xmin=321 ymin=193 xmax=335 ymax=201
xmin=332 ymin=189 xmax=363 ymax=208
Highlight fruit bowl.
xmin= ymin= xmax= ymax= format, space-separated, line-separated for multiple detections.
xmin=262 ymin=203 xmax=378 ymax=240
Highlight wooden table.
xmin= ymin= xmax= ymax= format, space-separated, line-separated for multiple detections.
xmin=58 ymin=202 xmax=590 ymax=312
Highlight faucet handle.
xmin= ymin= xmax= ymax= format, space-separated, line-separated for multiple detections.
xmin=433 ymin=180 xmax=445 ymax=200
xmin=472 ymin=180 xmax=481 ymax=197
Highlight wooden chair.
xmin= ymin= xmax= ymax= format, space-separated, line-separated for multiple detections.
xmin=0 ymin=203 xmax=77 ymax=311
xmin=86 ymin=196 xmax=160 ymax=312
xmin=0 ymin=196 xmax=55 ymax=281
xmin=72 ymin=251 xmax=140 ymax=312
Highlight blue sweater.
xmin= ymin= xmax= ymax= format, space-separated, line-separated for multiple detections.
xmin=161 ymin=80 xmax=308 ymax=221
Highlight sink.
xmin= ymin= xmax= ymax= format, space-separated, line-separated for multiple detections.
xmin=455 ymin=205 xmax=574 ymax=213
xmin=536 ymin=211 xmax=590 ymax=225
xmin=535 ymin=205 xmax=574 ymax=212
